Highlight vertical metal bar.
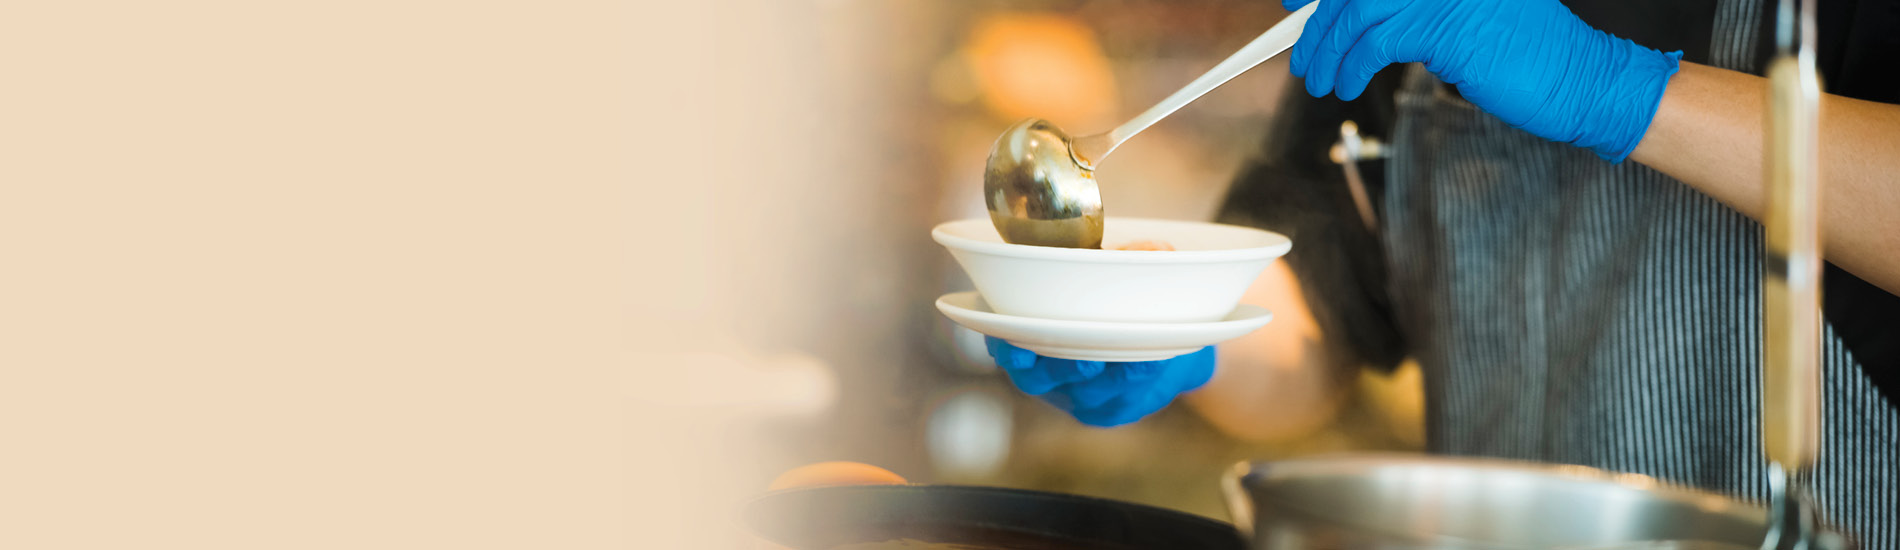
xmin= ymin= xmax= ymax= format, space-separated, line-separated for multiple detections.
xmin=1336 ymin=122 xmax=1379 ymax=232
xmin=1761 ymin=0 xmax=1828 ymax=547
xmin=1762 ymin=0 xmax=1822 ymax=477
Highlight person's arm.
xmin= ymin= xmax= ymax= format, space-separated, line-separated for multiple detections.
xmin=1632 ymin=61 xmax=1900 ymax=295
xmin=1282 ymin=0 xmax=1900 ymax=295
xmin=1187 ymin=70 xmax=1408 ymax=441
xmin=1183 ymin=260 xmax=1355 ymax=441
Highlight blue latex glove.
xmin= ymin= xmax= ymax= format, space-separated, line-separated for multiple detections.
xmin=985 ymin=337 xmax=1216 ymax=427
xmin=1284 ymin=0 xmax=1682 ymax=162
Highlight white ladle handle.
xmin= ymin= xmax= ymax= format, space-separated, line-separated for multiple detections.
xmin=1077 ymin=1 xmax=1320 ymax=164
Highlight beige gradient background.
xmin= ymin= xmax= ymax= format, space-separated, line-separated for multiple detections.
xmin=2 ymin=1 xmax=637 ymax=548
xmin=3 ymin=1 xmax=1420 ymax=548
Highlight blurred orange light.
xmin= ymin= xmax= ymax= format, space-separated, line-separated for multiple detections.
xmin=965 ymin=14 xmax=1118 ymax=128
xmin=765 ymin=461 xmax=908 ymax=491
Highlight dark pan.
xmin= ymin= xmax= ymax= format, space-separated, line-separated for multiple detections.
xmin=742 ymin=484 xmax=1246 ymax=550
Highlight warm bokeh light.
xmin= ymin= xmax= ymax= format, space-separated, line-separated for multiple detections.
xmin=966 ymin=13 xmax=1119 ymax=128
xmin=767 ymin=461 xmax=909 ymax=491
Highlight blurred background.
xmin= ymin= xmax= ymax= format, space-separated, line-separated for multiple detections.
xmin=2 ymin=0 xmax=1426 ymax=548
xmin=637 ymin=1 xmax=1427 ymax=545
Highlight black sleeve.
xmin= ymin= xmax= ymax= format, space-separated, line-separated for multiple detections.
xmin=1214 ymin=69 xmax=1408 ymax=372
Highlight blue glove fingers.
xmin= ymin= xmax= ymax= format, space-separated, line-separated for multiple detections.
xmin=1304 ymin=0 xmax=1406 ymax=98
xmin=1333 ymin=22 xmax=1404 ymax=101
xmin=1289 ymin=0 xmax=1351 ymax=79
xmin=1058 ymin=377 xmax=1122 ymax=411
xmin=1004 ymin=355 xmax=1105 ymax=396
xmin=986 ymin=337 xmax=1110 ymax=384
xmin=984 ymin=337 xmax=1036 ymax=370
xmin=1070 ymin=387 xmax=1177 ymax=427
xmin=1041 ymin=355 xmax=1106 ymax=382
xmin=1060 ymin=359 xmax=1167 ymax=409
xmin=1003 ymin=366 xmax=1064 ymax=395
xmin=1061 ymin=348 xmax=1215 ymax=427
xmin=987 ymin=341 xmax=1216 ymax=427
xmin=1282 ymin=0 xmax=1319 ymax=11
xmin=1114 ymin=359 xmax=1169 ymax=382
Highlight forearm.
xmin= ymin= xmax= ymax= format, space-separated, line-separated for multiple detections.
xmin=1182 ymin=262 xmax=1355 ymax=442
xmin=1632 ymin=62 xmax=1900 ymax=294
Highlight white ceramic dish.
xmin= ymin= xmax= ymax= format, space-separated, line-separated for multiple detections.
xmin=932 ymin=217 xmax=1291 ymax=323
xmin=935 ymin=291 xmax=1273 ymax=362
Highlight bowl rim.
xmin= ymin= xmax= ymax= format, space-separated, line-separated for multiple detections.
xmin=936 ymin=290 xmax=1273 ymax=332
xmin=931 ymin=217 xmax=1291 ymax=264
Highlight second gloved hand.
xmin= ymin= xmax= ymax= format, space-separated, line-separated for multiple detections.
xmin=985 ymin=337 xmax=1216 ymax=427
xmin=1284 ymin=0 xmax=1681 ymax=162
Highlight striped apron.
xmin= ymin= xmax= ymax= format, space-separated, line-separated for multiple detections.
xmin=1379 ymin=0 xmax=1900 ymax=545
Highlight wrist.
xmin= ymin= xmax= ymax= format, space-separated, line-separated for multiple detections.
xmin=1505 ymin=25 xmax=1681 ymax=164
xmin=1579 ymin=39 xmax=1683 ymax=163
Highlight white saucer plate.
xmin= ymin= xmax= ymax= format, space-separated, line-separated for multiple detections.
xmin=935 ymin=291 xmax=1273 ymax=362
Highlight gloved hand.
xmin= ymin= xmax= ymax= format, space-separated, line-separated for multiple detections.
xmin=1283 ymin=0 xmax=1681 ymax=162
xmin=985 ymin=337 xmax=1216 ymax=427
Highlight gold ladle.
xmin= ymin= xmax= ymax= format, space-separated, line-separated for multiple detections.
xmin=981 ymin=1 xmax=1320 ymax=248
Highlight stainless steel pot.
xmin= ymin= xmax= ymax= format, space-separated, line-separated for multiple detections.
xmin=1222 ymin=454 xmax=1796 ymax=550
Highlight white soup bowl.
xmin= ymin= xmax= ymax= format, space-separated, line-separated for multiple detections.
xmin=932 ymin=217 xmax=1291 ymax=323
